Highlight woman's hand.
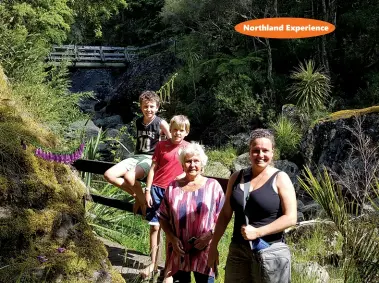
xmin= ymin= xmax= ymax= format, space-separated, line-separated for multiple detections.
xmin=194 ymin=231 xmax=212 ymax=250
xmin=207 ymin=245 xmax=219 ymax=269
xmin=241 ymin=224 xmax=261 ymax=241
xmin=171 ymin=237 xmax=185 ymax=256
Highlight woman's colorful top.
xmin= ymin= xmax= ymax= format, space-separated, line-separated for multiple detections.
xmin=158 ymin=178 xmax=225 ymax=277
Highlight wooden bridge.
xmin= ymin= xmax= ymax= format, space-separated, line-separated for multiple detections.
xmin=48 ymin=45 xmax=139 ymax=67
xmin=48 ymin=40 xmax=175 ymax=68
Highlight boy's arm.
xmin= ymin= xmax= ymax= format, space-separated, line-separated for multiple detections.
xmin=160 ymin=119 xmax=171 ymax=139
xmin=145 ymin=161 xmax=157 ymax=207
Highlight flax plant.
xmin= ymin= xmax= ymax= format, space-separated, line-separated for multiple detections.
xmin=299 ymin=167 xmax=379 ymax=282
xmin=82 ymin=127 xmax=104 ymax=188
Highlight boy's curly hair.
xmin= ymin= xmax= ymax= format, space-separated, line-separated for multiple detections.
xmin=139 ymin=90 xmax=160 ymax=107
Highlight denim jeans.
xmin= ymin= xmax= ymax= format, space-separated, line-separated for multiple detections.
xmin=173 ymin=270 xmax=214 ymax=283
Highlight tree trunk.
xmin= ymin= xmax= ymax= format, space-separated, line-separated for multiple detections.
xmin=321 ymin=0 xmax=330 ymax=75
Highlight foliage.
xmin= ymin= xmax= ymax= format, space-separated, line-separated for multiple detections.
xmin=68 ymin=0 xmax=127 ymax=44
xmin=288 ymin=60 xmax=332 ymax=114
xmin=86 ymin=182 xmax=150 ymax=254
xmin=101 ymin=0 xmax=167 ymax=46
xmin=288 ymin=225 xmax=345 ymax=282
xmin=299 ymin=167 xmax=379 ymax=282
xmin=0 ymin=69 xmax=124 ymax=282
xmin=82 ymin=127 xmax=105 ymax=189
xmin=0 ymin=26 xmax=49 ymax=83
xmin=0 ymin=0 xmax=73 ymax=44
xmin=206 ymin=146 xmax=237 ymax=170
xmin=269 ymin=115 xmax=302 ymax=160
xmin=157 ymin=72 xmax=178 ymax=105
xmin=215 ymin=75 xmax=263 ymax=127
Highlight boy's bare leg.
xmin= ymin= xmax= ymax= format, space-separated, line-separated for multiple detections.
xmin=104 ymin=162 xmax=146 ymax=215
xmin=124 ymin=165 xmax=147 ymax=215
xmin=103 ymin=162 xmax=135 ymax=195
xmin=140 ymin=225 xmax=160 ymax=278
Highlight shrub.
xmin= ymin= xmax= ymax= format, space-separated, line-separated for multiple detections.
xmin=269 ymin=115 xmax=302 ymax=160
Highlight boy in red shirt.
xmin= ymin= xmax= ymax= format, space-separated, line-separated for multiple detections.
xmin=140 ymin=115 xmax=190 ymax=279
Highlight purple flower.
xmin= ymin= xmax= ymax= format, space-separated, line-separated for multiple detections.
xmin=37 ymin=255 xmax=48 ymax=263
xmin=57 ymin=247 xmax=66 ymax=253
xmin=64 ymin=154 xmax=70 ymax=164
xmin=35 ymin=148 xmax=41 ymax=156
xmin=41 ymin=151 xmax=47 ymax=160
xmin=34 ymin=143 xmax=85 ymax=163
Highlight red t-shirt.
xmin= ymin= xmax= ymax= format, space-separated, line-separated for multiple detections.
xmin=152 ymin=139 xmax=189 ymax=189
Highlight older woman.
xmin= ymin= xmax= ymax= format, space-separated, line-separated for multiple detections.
xmin=158 ymin=142 xmax=225 ymax=283
xmin=208 ymin=129 xmax=297 ymax=283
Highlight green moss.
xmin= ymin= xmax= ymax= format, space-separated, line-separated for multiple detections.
xmin=0 ymin=176 xmax=8 ymax=201
xmin=0 ymin=65 xmax=125 ymax=282
xmin=318 ymin=105 xmax=379 ymax=123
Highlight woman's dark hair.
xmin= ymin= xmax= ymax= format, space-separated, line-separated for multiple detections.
xmin=249 ymin=128 xmax=275 ymax=148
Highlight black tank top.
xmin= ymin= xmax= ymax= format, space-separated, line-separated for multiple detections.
xmin=135 ymin=116 xmax=162 ymax=155
xmin=230 ymin=167 xmax=283 ymax=245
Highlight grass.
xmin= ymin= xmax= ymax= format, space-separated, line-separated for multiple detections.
xmin=288 ymin=223 xmax=346 ymax=283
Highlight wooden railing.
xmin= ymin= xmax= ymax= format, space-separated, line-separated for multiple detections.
xmin=48 ymin=40 xmax=176 ymax=67
xmin=72 ymin=159 xmax=229 ymax=214
xmin=48 ymin=45 xmax=139 ymax=67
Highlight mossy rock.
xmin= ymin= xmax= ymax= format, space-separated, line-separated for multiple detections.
xmin=318 ymin=105 xmax=379 ymax=123
xmin=0 ymin=66 xmax=125 ymax=282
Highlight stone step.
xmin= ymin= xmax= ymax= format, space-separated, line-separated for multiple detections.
xmin=97 ymin=236 xmax=165 ymax=282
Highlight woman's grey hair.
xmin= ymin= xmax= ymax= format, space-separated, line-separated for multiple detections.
xmin=179 ymin=142 xmax=208 ymax=167
xmin=249 ymin=128 xmax=276 ymax=148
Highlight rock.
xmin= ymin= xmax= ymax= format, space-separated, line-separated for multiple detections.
xmin=105 ymin=128 xmax=120 ymax=139
xmin=301 ymin=202 xmax=322 ymax=220
xmin=54 ymin=213 xmax=75 ymax=241
xmin=93 ymin=270 xmax=112 ymax=283
xmin=297 ymin=199 xmax=305 ymax=211
xmin=293 ymin=262 xmax=330 ymax=283
xmin=106 ymin=52 xmax=179 ymax=122
xmin=274 ymin=160 xmax=300 ymax=191
xmin=204 ymin=161 xmax=231 ymax=178
xmin=233 ymin=153 xmax=250 ymax=172
xmin=78 ymin=97 xmax=98 ymax=115
xmin=0 ymin=207 xmax=11 ymax=219
xmin=297 ymin=211 xmax=305 ymax=222
xmin=229 ymin=133 xmax=250 ymax=154
xmin=282 ymin=104 xmax=298 ymax=119
xmin=94 ymin=115 xmax=123 ymax=129
xmin=301 ymin=112 xmax=379 ymax=175
xmin=362 ymin=203 xmax=376 ymax=213
xmin=65 ymin=119 xmax=100 ymax=139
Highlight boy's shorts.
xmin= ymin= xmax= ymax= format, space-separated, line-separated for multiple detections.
xmin=118 ymin=154 xmax=152 ymax=179
xmin=145 ymin=185 xmax=165 ymax=226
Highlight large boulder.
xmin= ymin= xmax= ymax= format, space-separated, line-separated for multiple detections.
xmin=293 ymin=262 xmax=330 ymax=283
xmin=301 ymin=109 xmax=379 ymax=174
xmin=204 ymin=161 xmax=231 ymax=178
xmin=65 ymin=119 xmax=101 ymax=139
xmin=106 ymin=51 xmax=180 ymax=122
